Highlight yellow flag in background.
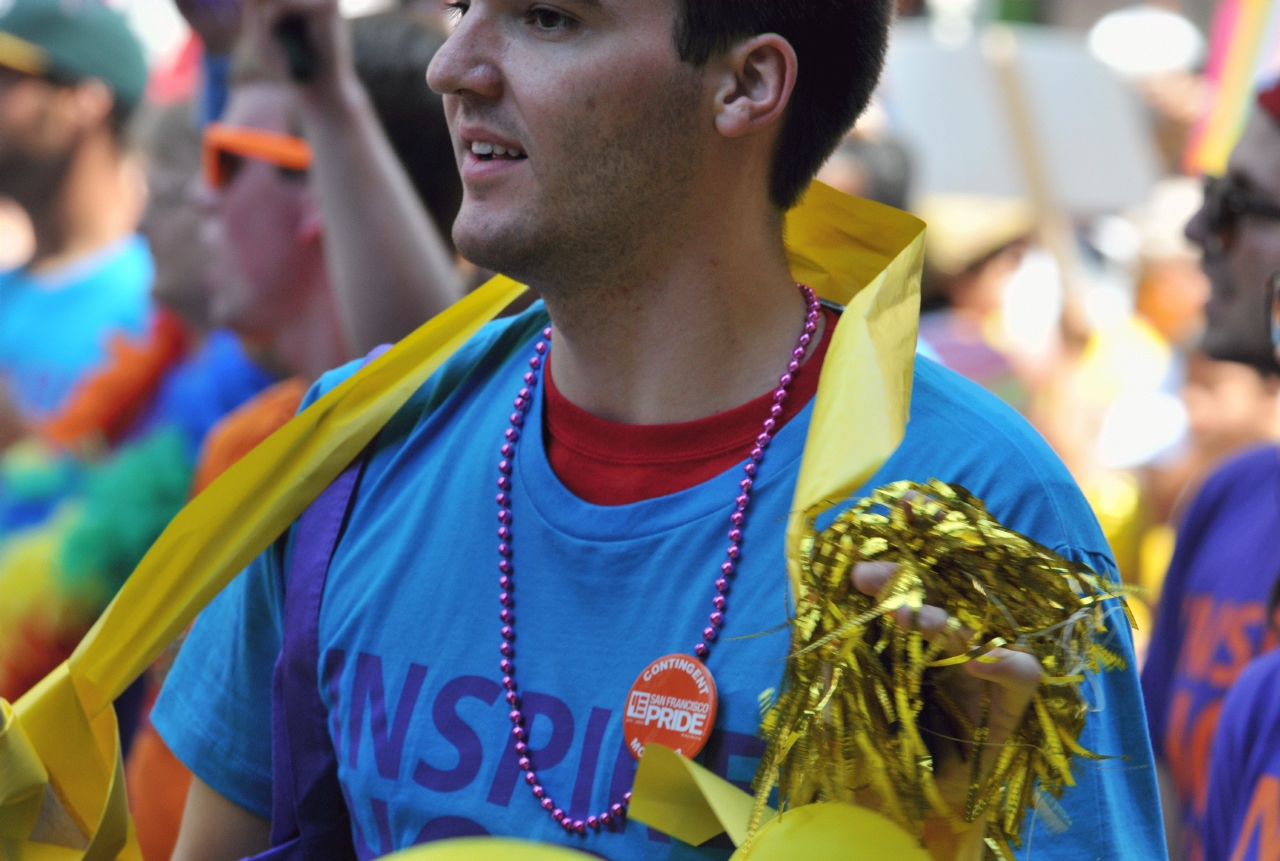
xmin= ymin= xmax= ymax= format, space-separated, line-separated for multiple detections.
xmin=0 ymin=183 xmax=925 ymax=859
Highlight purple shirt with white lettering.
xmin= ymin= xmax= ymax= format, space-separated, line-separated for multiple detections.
xmin=153 ymin=304 xmax=1162 ymax=860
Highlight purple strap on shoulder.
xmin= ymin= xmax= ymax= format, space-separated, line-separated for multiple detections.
xmin=244 ymin=347 xmax=390 ymax=861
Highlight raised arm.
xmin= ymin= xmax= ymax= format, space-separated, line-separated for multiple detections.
xmin=249 ymin=0 xmax=464 ymax=354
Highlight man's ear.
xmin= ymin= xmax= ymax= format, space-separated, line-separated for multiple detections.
xmin=710 ymin=34 xmax=797 ymax=140
xmin=71 ymin=79 xmax=115 ymax=131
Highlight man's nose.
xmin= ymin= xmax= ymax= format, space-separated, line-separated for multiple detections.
xmin=426 ymin=6 xmax=503 ymax=101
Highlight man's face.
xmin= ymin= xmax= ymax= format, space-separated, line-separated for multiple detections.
xmin=427 ymin=0 xmax=707 ymax=290
xmin=1186 ymin=112 xmax=1280 ymax=369
xmin=203 ymin=83 xmax=315 ymax=340
xmin=0 ymin=68 xmax=83 ymax=200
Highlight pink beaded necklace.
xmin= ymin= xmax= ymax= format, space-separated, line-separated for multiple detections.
xmin=494 ymin=284 xmax=822 ymax=837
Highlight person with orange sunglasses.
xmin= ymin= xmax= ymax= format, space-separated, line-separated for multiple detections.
xmin=124 ymin=12 xmax=471 ymax=861
xmin=234 ymin=0 xmax=465 ymax=357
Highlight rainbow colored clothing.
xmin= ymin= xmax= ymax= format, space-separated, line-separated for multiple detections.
xmin=0 ymin=327 xmax=275 ymax=702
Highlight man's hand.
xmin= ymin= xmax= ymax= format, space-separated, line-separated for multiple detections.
xmin=851 ymin=560 xmax=1045 ymax=860
xmin=247 ymin=0 xmax=356 ymax=105
xmin=240 ymin=0 xmax=466 ymax=353
xmin=175 ymin=0 xmax=244 ymax=56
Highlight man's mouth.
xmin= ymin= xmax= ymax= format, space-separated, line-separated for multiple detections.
xmin=469 ymin=140 xmax=527 ymax=161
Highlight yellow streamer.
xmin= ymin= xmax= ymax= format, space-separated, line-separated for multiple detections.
xmin=1 ymin=276 xmax=528 ymax=859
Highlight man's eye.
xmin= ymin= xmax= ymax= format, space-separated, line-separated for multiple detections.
xmin=527 ymin=6 xmax=573 ymax=31
xmin=444 ymin=0 xmax=468 ymax=21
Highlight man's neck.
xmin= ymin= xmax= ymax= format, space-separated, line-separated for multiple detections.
xmin=261 ymin=278 xmax=352 ymax=385
xmin=543 ymin=205 xmax=809 ymax=426
xmin=25 ymin=130 xmax=141 ymax=273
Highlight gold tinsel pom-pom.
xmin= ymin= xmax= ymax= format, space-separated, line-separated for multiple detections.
xmin=751 ymin=481 xmax=1132 ymax=859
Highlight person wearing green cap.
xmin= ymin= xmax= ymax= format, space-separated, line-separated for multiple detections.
xmin=0 ymin=0 xmax=154 ymax=430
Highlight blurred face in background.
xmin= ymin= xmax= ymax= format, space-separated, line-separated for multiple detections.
xmin=202 ymin=82 xmax=319 ymax=343
xmin=142 ymin=166 xmax=212 ymax=331
xmin=1186 ymin=111 xmax=1280 ymax=371
xmin=1183 ymin=350 xmax=1278 ymax=455
xmin=0 ymin=68 xmax=109 ymax=202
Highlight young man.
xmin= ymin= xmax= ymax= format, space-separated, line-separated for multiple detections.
xmin=1142 ymin=81 xmax=1280 ymax=861
xmin=156 ymin=3 xmax=1163 ymax=859
xmin=0 ymin=0 xmax=153 ymax=426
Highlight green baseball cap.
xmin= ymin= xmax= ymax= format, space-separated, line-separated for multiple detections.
xmin=0 ymin=0 xmax=147 ymax=111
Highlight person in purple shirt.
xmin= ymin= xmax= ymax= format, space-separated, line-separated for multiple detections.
xmin=1142 ymin=78 xmax=1280 ymax=860
xmin=1203 ymin=637 xmax=1280 ymax=861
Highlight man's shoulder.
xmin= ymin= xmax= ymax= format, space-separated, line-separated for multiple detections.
xmin=1232 ymin=648 xmax=1280 ymax=705
xmin=908 ymin=356 xmax=1055 ymax=464
xmin=880 ymin=356 xmax=1106 ymax=558
xmin=1197 ymin=443 xmax=1280 ymax=508
xmin=1172 ymin=442 xmax=1280 ymax=556
xmin=1219 ymin=648 xmax=1280 ymax=753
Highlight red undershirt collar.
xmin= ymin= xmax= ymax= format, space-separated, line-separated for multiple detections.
xmin=544 ymin=306 xmax=837 ymax=506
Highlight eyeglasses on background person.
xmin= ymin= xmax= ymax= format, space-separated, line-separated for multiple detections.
xmin=201 ymin=122 xmax=311 ymax=191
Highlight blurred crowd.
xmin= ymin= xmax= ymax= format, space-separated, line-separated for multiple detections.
xmin=0 ymin=0 xmax=472 ymax=856
xmin=0 ymin=0 xmax=1279 ymax=859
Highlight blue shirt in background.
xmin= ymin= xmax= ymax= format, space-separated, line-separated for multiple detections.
xmin=0 ymin=235 xmax=153 ymax=421
xmin=1204 ymin=648 xmax=1280 ymax=861
xmin=127 ymin=329 xmax=277 ymax=457
xmin=155 ymin=303 xmax=1165 ymax=861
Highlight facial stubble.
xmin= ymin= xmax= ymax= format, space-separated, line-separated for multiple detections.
xmin=453 ymin=64 xmax=707 ymax=307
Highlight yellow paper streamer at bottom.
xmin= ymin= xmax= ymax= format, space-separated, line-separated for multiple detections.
xmin=384 ymin=839 xmax=594 ymax=861
xmin=730 ymin=803 xmax=930 ymax=861
xmin=626 ymin=744 xmax=929 ymax=860
xmin=379 ymin=801 xmax=928 ymax=861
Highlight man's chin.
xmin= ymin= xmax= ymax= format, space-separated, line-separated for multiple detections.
xmin=452 ymin=212 xmax=543 ymax=281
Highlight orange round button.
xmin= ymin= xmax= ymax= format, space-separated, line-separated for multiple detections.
xmin=623 ymin=654 xmax=718 ymax=761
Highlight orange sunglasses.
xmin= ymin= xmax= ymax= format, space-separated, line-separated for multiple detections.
xmin=202 ymin=122 xmax=313 ymax=190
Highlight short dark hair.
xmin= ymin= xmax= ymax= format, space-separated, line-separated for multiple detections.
xmin=675 ymin=0 xmax=895 ymax=210
xmin=351 ymin=11 xmax=462 ymax=247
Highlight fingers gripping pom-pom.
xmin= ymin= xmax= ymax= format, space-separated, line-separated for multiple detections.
xmin=749 ymin=479 xmax=1133 ymax=855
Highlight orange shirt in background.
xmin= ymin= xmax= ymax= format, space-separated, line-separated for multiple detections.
xmin=126 ymin=377 xmax=307 ymax=861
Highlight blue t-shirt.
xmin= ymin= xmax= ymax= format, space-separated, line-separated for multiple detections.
xmin=1141 ymin=445 xmax=1280 ymax=857
xmin=127 ymin=329 xmax=278 ymax=456
xmin=0 ymin=235 xmax=153 ymax=421
xmin=154 ymin=305 xmax=1164 ymax=860
xmin=1204 ymin=649 xmax=1280 ymax=861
